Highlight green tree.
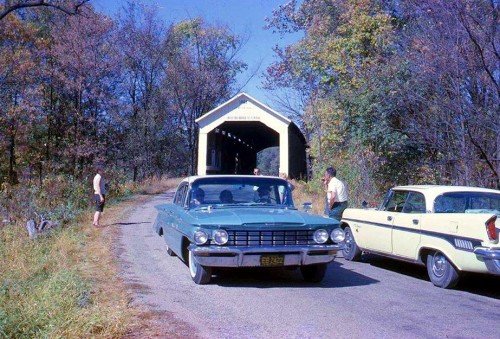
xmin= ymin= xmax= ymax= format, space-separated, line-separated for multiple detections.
xmin=163 ymin=18 xmax=247 ymax=175
xmin=266 ymin=0 xmax=410 ymax=193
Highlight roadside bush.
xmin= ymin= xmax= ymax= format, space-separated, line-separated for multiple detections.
xmin=306 ymin=146 xmax=382 ymax=211
xmin=0 ymin=174 xmax=89 ymax=226
xmin=0 ymin=169 xmax=153 ymax=227
xmin=292 ymin=180 xmax=325 ymax=215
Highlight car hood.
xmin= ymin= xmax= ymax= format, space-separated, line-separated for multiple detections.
xmin=185 ymin=206 xmax=338 ymax=227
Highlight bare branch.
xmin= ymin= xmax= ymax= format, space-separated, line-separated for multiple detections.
xmin=0 ymin=0 xmax=90 ymax=21
xmin=456 ymin=5 xmax=500 ymax=98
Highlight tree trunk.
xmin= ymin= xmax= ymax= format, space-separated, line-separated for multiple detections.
xmin=8 ymin=130 xmax=18 ymax=185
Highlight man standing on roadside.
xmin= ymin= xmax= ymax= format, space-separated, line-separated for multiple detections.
xmin=93 ymin=165 xmax=106 ymax=227
xmin=323 ymin=167 xmax=348 ymax=221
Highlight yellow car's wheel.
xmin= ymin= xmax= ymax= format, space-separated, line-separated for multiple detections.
xmin=426 ymin=251 xmax=459 ymax=289
xmin=342 ymin=226 xmax=361 ymax=261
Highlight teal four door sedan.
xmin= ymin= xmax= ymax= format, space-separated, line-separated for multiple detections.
xmin=153 ymin=175 xmax=345 ymax=284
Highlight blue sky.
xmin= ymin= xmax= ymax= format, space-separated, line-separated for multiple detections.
xmin=94 ymin=0 xmax=301 ymax=106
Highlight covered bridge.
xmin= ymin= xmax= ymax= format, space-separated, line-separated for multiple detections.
xmin=196 ymin=93 xmax=307 ymax=178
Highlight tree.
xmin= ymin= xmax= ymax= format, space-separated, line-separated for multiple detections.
xmin=266 ymin=0 xmax=499 ymax=190
xmin=163 ymin=18 xmax=247 ymax=175
xmin=115 ymin=2 xmax=178 ymax=181
xmin=0 ymin=0 xmax=90 ymax=21
xmin=265 ymin=0 xmax=407 ymax=190
xmin=400 ymin=0 xmax=499 ymax=187
xmin=46 ymin=6 xmax=118 ymax=176
xmin=0 ymin=12 xmax=43 ymax=184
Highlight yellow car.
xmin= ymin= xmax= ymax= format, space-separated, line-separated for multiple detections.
xmin=341 ymin=185 xmax=500 ymax=288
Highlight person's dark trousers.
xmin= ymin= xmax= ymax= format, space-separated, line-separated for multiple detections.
xmin=328 ymin=201 xmax=348 ymax=221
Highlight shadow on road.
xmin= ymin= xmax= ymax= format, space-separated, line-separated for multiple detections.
xmin=210 ymin=260 xmax=379 ymax=288
xmin=110 ymin=221 xmax=151 ymax=226
xmin=361 ymin=254 xmax=500 ymax=299
xmin=453 ymin=273 xmax=500 ymax=299
xmin=363 ymin=254 xmax=429 ymax=280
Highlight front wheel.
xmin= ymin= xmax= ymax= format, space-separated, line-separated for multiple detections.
xmin=189 ymin=249 xmax=212 ymax=285
xmin=342 ymin=226 xmax=361 ymax=261
xmin=426 ymin=251 xmax=459 ymax=289
xmin=300 ymin=263 xmax=327 ymax=283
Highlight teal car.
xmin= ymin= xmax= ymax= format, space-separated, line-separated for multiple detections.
xmin=153 ymin=175 xmax=345 ymax=284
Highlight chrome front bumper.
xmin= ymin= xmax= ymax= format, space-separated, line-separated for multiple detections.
xmin=188 ymin=244 xmax=344 ymax=267
xmin=474 ymin=247 xmax=500 ymax=275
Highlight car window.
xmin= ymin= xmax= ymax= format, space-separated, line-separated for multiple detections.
xmin=403 ymin=192 xmax=426 ymax=213
xmin=435 ymin=192 xmax=500 ymax=214
xmin=379 ymin=190 xmax=393 ymax=210
xmin=188 ymin=177 xmax=292 ymax=209
xmin=385 ymin=191 xmax=410 ymax=212
xmin=174 ymin=183 xmax=188 ymax=206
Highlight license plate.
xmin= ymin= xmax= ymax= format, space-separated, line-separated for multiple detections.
xmin=260 ymin=255 xmax=284 ymax=266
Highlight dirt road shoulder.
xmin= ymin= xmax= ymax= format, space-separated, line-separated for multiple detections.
xmin=102 ymin=192 xmax=198 ymax=338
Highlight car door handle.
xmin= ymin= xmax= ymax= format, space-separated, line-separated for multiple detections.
xmin=387 ymin=216 xmax=393 ymax=221
xmin=413 ymin=219 xmax=419 ymax=225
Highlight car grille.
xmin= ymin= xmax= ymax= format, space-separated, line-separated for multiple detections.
xmin=226 ymin=230 xmax=316 ymax=246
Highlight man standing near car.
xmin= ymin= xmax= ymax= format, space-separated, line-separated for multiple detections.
xmin=323 ymin=167 xmax=348 ymax=221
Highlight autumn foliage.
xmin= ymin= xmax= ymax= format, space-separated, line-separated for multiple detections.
xmin=0 ymin=3 xmax=246 ymax=221
xmin=265 ymin=0 xmax=499 ymax=193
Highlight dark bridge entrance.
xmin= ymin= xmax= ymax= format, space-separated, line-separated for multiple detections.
xmin=196 ymin=93 xmax=307 ymax=178
xmin=206 ymin=121 xmax=279 ymax=174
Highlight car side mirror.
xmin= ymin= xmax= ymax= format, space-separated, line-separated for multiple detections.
xmin=362 ymin=201 xmax=368 ymax=209
xmin=302 ymin=202 xmax=312 ymax=212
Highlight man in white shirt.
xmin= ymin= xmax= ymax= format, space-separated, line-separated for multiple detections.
xmin=93 ymin=165 xmax=106 ymax=227
xmin=323 ymin=167 xmax=348 ymax=221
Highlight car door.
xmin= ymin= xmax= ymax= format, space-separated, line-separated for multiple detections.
xmin=357 ymin=190 xmax=401 ymax=254
xmin=164 ymin=183 xmax=189 ymax=254
xmin=391 ymin=191 xmax=425 ymax=259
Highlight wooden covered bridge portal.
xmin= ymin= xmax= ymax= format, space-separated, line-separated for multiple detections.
xmin=196 ymin=93 xmax=307 ymax=178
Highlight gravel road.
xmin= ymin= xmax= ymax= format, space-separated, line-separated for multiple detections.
xmin=115 ymin=191 xmax=500 ymax=339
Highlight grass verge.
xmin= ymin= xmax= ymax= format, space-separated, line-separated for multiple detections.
xmin=0 ymin=177 xmax=180 ymax=338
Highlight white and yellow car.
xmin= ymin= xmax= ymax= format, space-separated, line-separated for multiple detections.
xmin=341 ymin=185 xmax=500 ymax=288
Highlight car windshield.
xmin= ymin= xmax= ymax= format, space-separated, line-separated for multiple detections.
xmin=188 ymin=177 xmax=294 ymax=209
xmin=434 ymin=192 xmax=500 ymax=215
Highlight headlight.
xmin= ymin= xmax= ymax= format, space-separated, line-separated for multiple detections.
xmin=193 ymin=230 xmax=208 ymax=245
xmin=331 ymin=228 xmax=345 ymax=243
xmin=313 ymin=229 xmax=329 ymax=244
xmin=213 ymin=229 xmax=228 ymax=245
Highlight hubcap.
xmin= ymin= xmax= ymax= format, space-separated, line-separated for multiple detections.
xmin=432 ymin=253 xmax=446 ymax=278
xmin=344 ymin=230 xmax=353 ymax=253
